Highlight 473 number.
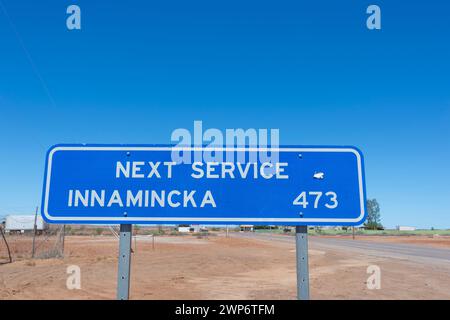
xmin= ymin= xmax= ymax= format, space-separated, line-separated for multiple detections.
xmin=293 ymin=191 xmax=338 ymax=209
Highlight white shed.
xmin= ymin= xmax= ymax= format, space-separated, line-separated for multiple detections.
xmin=178 ymin=226 xmax=191 ymax=233
xmin=5 ymin=215 xmax=45 ymax=233
xmin=397 ymin=226 xmax=416 ymax=231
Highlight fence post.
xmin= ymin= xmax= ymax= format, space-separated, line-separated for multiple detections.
xmin=61 ymin=225 xmax=66 ymax=257
xmin=0 ymin=226 xmax=12 ymax=263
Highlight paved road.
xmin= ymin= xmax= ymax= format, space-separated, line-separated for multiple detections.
xmin=232 ymin=232 xmax=450 ymax=265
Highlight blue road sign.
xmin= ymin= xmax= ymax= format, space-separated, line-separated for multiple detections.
xmin=41 ymin=145 xmax=366 ymax=226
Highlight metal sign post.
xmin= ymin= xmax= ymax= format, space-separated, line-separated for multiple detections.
xmin=296 ymin=225 xmax=310 ymax=300
xmin=117 ymin=224 xmax=132 ymax=300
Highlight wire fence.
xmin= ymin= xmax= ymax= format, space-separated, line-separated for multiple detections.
xmin=0 ymin=225 xmax=65 ymax=264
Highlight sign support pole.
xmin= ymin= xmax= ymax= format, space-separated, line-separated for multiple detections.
xmin=117 ymin=224 xmax=132 ymax=300
xmin=295 ymin=225 xmax=310 ymax=300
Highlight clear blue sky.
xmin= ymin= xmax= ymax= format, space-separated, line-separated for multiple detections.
xmin=0 ymin=1 xmax=449 ymax=228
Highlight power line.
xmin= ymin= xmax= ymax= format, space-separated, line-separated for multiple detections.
xmin=0 ymin=0 xmax=57 ymax=108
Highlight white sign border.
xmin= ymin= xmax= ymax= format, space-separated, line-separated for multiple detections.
xmin=43 ymin=146 xmax=366 ymax=224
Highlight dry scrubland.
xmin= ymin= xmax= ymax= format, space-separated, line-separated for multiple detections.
xmin=1 ymin=231 xmax=450 ymax=300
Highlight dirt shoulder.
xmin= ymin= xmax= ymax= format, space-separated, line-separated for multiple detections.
xmin=317 ymin=234 xmax=450 ymax=249
xmin=1 ymin=234 xmax=449 ymax=300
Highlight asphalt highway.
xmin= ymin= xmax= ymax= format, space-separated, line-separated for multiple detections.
xmin=232 ymin=232 xmax=450 ymax=265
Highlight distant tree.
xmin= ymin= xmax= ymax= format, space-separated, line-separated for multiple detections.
xmin=364 ymin=199 xmax=383 ymax=230
xmin=254 ymin=225 xmax=270 ymax=230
